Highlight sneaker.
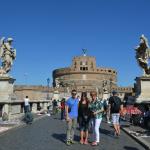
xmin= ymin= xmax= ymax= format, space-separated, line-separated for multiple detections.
xmin=107 ymin=121 xmax=111 ymax=124
xmin=70 ymin=140 xmax=76 ymax=144
xmin=66 ymin=140 xmax=71 ymax=146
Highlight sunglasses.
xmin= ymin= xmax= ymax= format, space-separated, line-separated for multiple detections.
xmin=72 ymin=92 xmax=77 ymax=95
xmin=90 ymin=94 xmax=96 ymax=96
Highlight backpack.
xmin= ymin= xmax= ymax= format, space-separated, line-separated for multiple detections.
xmin=111 ymin=96 xmax=121 ymax=113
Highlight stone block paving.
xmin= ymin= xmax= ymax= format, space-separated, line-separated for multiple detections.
xmin=121 ymin=120 xmax=150 ymax=150
xmin=0 ymin=114 xmax=147 ymax=150
xmin=0 ymin=113 xmax=46 ymax=134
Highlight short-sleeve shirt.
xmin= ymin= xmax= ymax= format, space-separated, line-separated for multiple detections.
xmin=24 ymin=98 xmax=29 ymax=106
xmin=89 ymin=99 xmax=103 ymax=119
xmin=65 ymin=97 xmax=79 ymax=119
xmin=109 ymin=96 xmax=122 ymax=113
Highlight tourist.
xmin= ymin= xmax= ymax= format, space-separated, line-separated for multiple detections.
xmin=78 ymin=92 xmax=90 ymax=144
xmin=60 ymin=98 xmax=65 ymax=120
xmin=103 ymin=98 xmax=111 ymax=124
xmin=24 ymin=96 xmax=33 ymax=124
xmin=89 ymin=91 xmax=104 ymax=146
xmin=24 ymin=96 xmax=30 ymax=113
xmin=52 ymin=99 xmax=58 ymax=115
xmin=77 ymin=95 xmax=80 ymax=101
xmin=108 ymin=90 xmax=123 ymax=137
xmin=65 ymin=89 xmax=79 ymax=146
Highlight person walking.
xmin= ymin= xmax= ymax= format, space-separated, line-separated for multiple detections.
xmin=24 ymin=96 xmax=30 ymax=113
xmin=65 ymin=89 xmax=79 ymax=146
xmin=89 ymin=91 xmax=104 ymax=146
xmin=60 ymin=98 xmax=65 ymax=120
xmin=108 ymin=90 xmax=123 ymax=137
xmin=52 ymin=99 xmax=58 ymax=115
xmin=24 ymin=96 xmax=33 ymax=124
xmin=103 ymin=98 xmax=111 ymax=124
xmin=78 ymin=92 xmax=90 ymax=145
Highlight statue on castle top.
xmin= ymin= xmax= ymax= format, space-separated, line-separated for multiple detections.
xmin=82 ymin=48 xmax=87 ymax=56
xmin=0 ymin=37 xmax=16 ymax=75
xmin=135 ymin=34 xmax=150 ymax=76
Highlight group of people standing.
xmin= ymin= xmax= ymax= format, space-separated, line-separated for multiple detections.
xmin=65 ymin=89 xmax=123 ymax=146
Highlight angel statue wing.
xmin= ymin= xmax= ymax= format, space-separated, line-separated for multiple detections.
xmin=0 ymin=37 xmax=5 ymax=58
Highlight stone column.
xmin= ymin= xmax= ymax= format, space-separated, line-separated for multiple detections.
xmin=40 ymin=103 xmax=43 ymax=109
xmin=32 ymin=103 xmax=37 ymax=113
xmin=0 ymin=76 xmax=15 ymax=119
xmin=43 ymin=103 xmax=47 ymax=110
xmin=2 ymin=104 xmax=10 ymax=118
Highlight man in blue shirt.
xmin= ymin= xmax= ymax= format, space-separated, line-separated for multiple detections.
xmin=65 ymin=89 xmax=79 ymax=146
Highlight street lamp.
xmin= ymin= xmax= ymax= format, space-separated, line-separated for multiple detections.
xmin=109 ymin=78 xmax=113 ymax=96
xmin=47 ymin=78 xmax=50 ymax=100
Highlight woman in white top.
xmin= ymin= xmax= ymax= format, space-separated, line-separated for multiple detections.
xmin=24 ymin=96 xmax=30 ymax=113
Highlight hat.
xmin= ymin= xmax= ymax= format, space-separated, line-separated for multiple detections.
xmin=112 ymin=90 xmax=117 ymax=95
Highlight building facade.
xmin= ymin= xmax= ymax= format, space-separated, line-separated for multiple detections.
xmin=0 ymin=53 xmax=133 ymax=119
xmin=53 ymin=54 xmax=118 ymax=93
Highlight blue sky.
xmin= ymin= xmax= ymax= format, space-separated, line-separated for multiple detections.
xmin=0 ymin=0 xmax=150 ymax=87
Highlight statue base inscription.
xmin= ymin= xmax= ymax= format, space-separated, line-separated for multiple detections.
xmin=135 ymin=76 xmax=150 ymax=103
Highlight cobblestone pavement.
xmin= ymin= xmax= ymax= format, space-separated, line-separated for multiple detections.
xmin=0 ymin=113 xmax=46 ymax=134
xmin=0 ymin=115 xmax=146 ymax=150
xmin=121 ymin=121 xmax=150 ymax=150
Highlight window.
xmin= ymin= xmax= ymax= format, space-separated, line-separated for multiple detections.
xmin=91 ymin=62 xmax=93 ymax=68
xmin=80 ymin=67 xmax=88 ymax=71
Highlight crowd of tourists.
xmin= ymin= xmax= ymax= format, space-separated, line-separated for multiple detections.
xmin=64 ymin=89 xmax=123 ymax=146
xmin=23 ymin=89 xmax=123 ymax=146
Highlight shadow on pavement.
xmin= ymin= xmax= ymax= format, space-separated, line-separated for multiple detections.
xmin=100 ymin=128 xmax=114 ymax=138
xmin=124 ymin=146 xmax=140 ymax=150
xmin=52 ymin=133 xmax=66 ymax=143
xmin=52 ymin=133 xmax=80 ymax=143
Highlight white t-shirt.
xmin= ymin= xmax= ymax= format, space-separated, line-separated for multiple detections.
xmin=24 ymin=98 xmax=29 ymax=106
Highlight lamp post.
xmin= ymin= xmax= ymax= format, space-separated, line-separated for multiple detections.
xmin=47 ymin=78 xmax=50 ymax=100
xmin=109 ymin=78 xmax=113 ymax=97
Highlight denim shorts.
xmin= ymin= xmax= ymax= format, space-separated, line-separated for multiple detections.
xmin=112 ymin=113 xmax=120 ymax=125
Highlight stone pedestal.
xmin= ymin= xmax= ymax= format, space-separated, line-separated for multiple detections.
xmin=0 ymin=76 xmax=15 ymax=102
xmin=0 ymin=76 xmax=15 ymax=117
xmin=135 ymin=76 xmax=150 ymax=103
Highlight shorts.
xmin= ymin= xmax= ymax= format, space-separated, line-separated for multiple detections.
xmin=78 ymin=116 xmax=89 ymax=131
xmin=112 ymin=113 xmax=120 ymax=125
